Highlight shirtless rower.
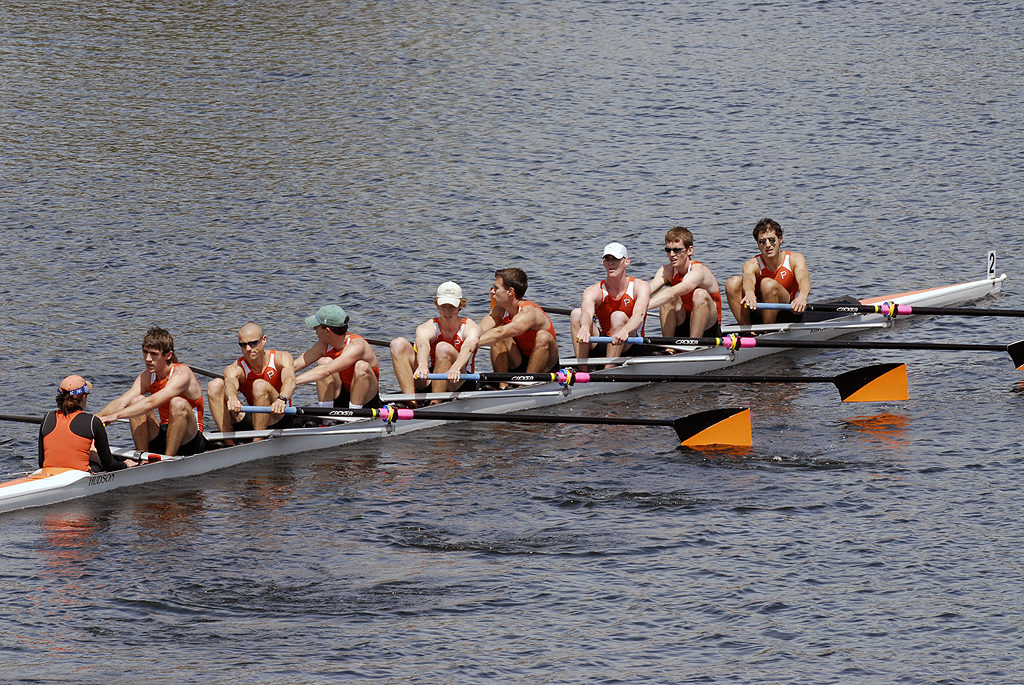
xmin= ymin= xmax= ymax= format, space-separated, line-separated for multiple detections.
xmin=571 ymin=242 xmax=651 ymax=367
xmin=293 ymin=305 xmax=383 ymax=408
xmin=478 ymin=268 xmax=559 ymax=379
xmin=648 ymin=226 xmax=723 ymax=337
xmin=390 ymin=281 xmax=481 ymax=403
xmin=206 ymin=322 xmax=297 ymax=444
xmin=725 ymin=217 xmax=811 ymax=325
xmin=98 ymin=327 xmax=208 ymax=457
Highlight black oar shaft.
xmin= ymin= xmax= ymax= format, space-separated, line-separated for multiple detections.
xmin=0 ymin=413 xmax=42 ymax=425
xmin=412 ymin=409 xmax=673 ymax=427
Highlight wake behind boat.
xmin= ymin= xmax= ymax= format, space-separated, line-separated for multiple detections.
xmin=0 ymin=263 xmax=1009 ymax=514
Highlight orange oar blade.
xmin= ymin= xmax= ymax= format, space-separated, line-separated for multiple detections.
xmin=834 ymin=363 xmax=908 ymax=402
xmin=674 ymin=408 xmax=752 ymax=448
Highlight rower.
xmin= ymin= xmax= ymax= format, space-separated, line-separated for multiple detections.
xmin=39 ymin=375 xmax=135 ymax=472
xmin=648 ymin=226 xmax=723 ymax=337
xmin=478 ymin=268 xmax=560 ymax=383
xmin=725 ymin=217 xmax=811 ymax=326
xmin=294 ymin=305 xmax=383 ymax=409
xmin=389 ymin=281 xmax=481 ymax=404
xmin=571 ymin=242 xmax=651 ymax=367
xmin=97 ymin=327 xmax=208 ymax=457
xmin=206 ymin=322 xmax=298 ymax=444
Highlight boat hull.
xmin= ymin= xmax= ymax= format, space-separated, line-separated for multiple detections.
xmin=0 ymin=272 xmax=1006 ymax=514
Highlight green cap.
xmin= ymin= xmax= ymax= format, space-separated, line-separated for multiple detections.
xmin=305 ymin=305 xmax=348 ymax=328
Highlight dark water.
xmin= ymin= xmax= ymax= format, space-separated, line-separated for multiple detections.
xmin=2 ymin=0 xmax=1023 ymax=682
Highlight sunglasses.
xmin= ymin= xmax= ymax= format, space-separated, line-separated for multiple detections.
xmin=664 ymin=246 xmax=687 ymax=254
xmin=757 ymin=236 xmax=778 ymax=246
xmin=238 ymin=337 xmax=264 ymax=349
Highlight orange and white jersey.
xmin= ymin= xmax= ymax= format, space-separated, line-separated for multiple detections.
xmin=326 ymin=334 xmax=381 ymax=390
xmin=670 ymin=260 xmax=723 ymax=323
xmin=236 ymin=350 xmax=287 ymax=405
xmin=595 ymin=277 xmax=646 ymax=335
xmin=149 ymin=363 xmax=205 ymax=431
xmin=500 ymin=300 xmax=556 ymax=356
xmin=756 ymin=251 xmax=800 ymax=299
xmin=429 ymin=317 xmax=476 ymax=372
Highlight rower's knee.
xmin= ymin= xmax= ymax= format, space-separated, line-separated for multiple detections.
xmin=390 ymin=337 xmax=412 ymax=356
xmin=725 ymin=275 xmax=742 ymax=298
xmin=352 ymin=360 xmax=374 ymax=379
xmin=760 ymin=278 xmax=789 ymax=302
xmin=250 ymin=379 xmax=275 ymax=403
xmin=433 ymin=342 xmax=458 ymax=365
xmin=167 ymin=396 xmax=192 ymax=419
xmin=206 ymin=378 xmax=224 ymax=401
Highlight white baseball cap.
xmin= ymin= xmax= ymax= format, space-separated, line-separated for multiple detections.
xmin=603 ymin=242 xmax=629 ymax=260
xmin=435 ymin=281 xmax=464 ymax=306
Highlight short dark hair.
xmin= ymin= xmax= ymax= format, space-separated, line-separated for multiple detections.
xmin=142 ymin=327 xmax=179 ymax=363
xmin=494 ymin=268 xmax=528 ymax=299
xmin=753 ymin=218 xmax=782 ymax=240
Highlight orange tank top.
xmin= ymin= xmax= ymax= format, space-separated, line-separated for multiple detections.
xmin=150 ymin=363 xmax=205 ymax=431
xmin=670 ymin=260 xmax=723 ymax=323
xmin=429 ymin=318 xmax=476 ymax=372
xmin=756 ymin=251 xmax=800 ymax=299
xmin=237 ymin=350 xmax=285 ymax=403
xmin=326 ymin=334 xmax=380 ymax=390
xmin=595 ymin=277 xmax=646 ymax=335
xmin=41 ymin=410 xmax=93 ymax=471
xmin=500 ymin=300 xmax=555 ymax=356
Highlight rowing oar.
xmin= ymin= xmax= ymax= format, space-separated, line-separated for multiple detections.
xmin=428 ymin=362 xmax=908 ymax=402
xmin=755 ymin=301 xmax=1024 ymax=318
xmin=189 ymin=365 xmax=223 ymax=380
xmin=240 ymin=404 xmax=753 ymax=447
xmin=0 ymin=413 xmax=42 ymax=424
xmin=591 ymin=335 xmax=1024 ymax=370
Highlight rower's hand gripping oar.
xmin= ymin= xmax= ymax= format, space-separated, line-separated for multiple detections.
xmin=240 ymin=404 xmax=753 ymax=448
xmin=429 ymin=362 xmax=909 ymax=402
xmin=590 ymin=335 xmax=1024 ymax=371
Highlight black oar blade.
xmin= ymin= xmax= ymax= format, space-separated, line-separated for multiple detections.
xmin=0 ymin=413 xmax=43 ymax=425
xmin=1007 ymin=340 xmax=1024 ymax=370
xmin=833 ymin=363 xmax=908 ymax=402
xmin=673 ymin=408 xmax=751 ymax=448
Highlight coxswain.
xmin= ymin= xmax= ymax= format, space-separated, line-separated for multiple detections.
xmin=390 ymin=281 xmax=481 ymax=404
xmin=725 ymin=217 xmax=811 ymax=326
xmin=294 ymin=305 xmax=383 ymax=408
xmin=571 ymin=242 xmax=651 ymax=367
xmin=206 ymin=322 xmax=298 ymax=444
xmin=97 ymin=327 xmax=208 ymax=457
xmin=39 ymin=375 xmax=135 ymax=472
xmin=478 ymin=268 xmax=560 ymax=380
xmin=648 ymin=226 xmax=723 ymax=337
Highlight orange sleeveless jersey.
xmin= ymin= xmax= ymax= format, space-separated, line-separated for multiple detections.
xmin=150 ymin=363 xmax=205 ymax=431
xmin=756 ymin=251 xmax=800 ymax=299
xmin=41 ymin=410 xmax=93 ymax=471
xmin=595 ymin=277 xmax=646 ymax=335
xmin=428 ymin=317 xmax=476 ymax=372
xmin=326 ymin=334 xmax=380 ymax=390
xmin=670 ymin=260 xmax=723 ymax=323
xmin=236 ymin=349 xmax=285 ymax=403
xmin=500 ymin=300 xmax=555 ymax=356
